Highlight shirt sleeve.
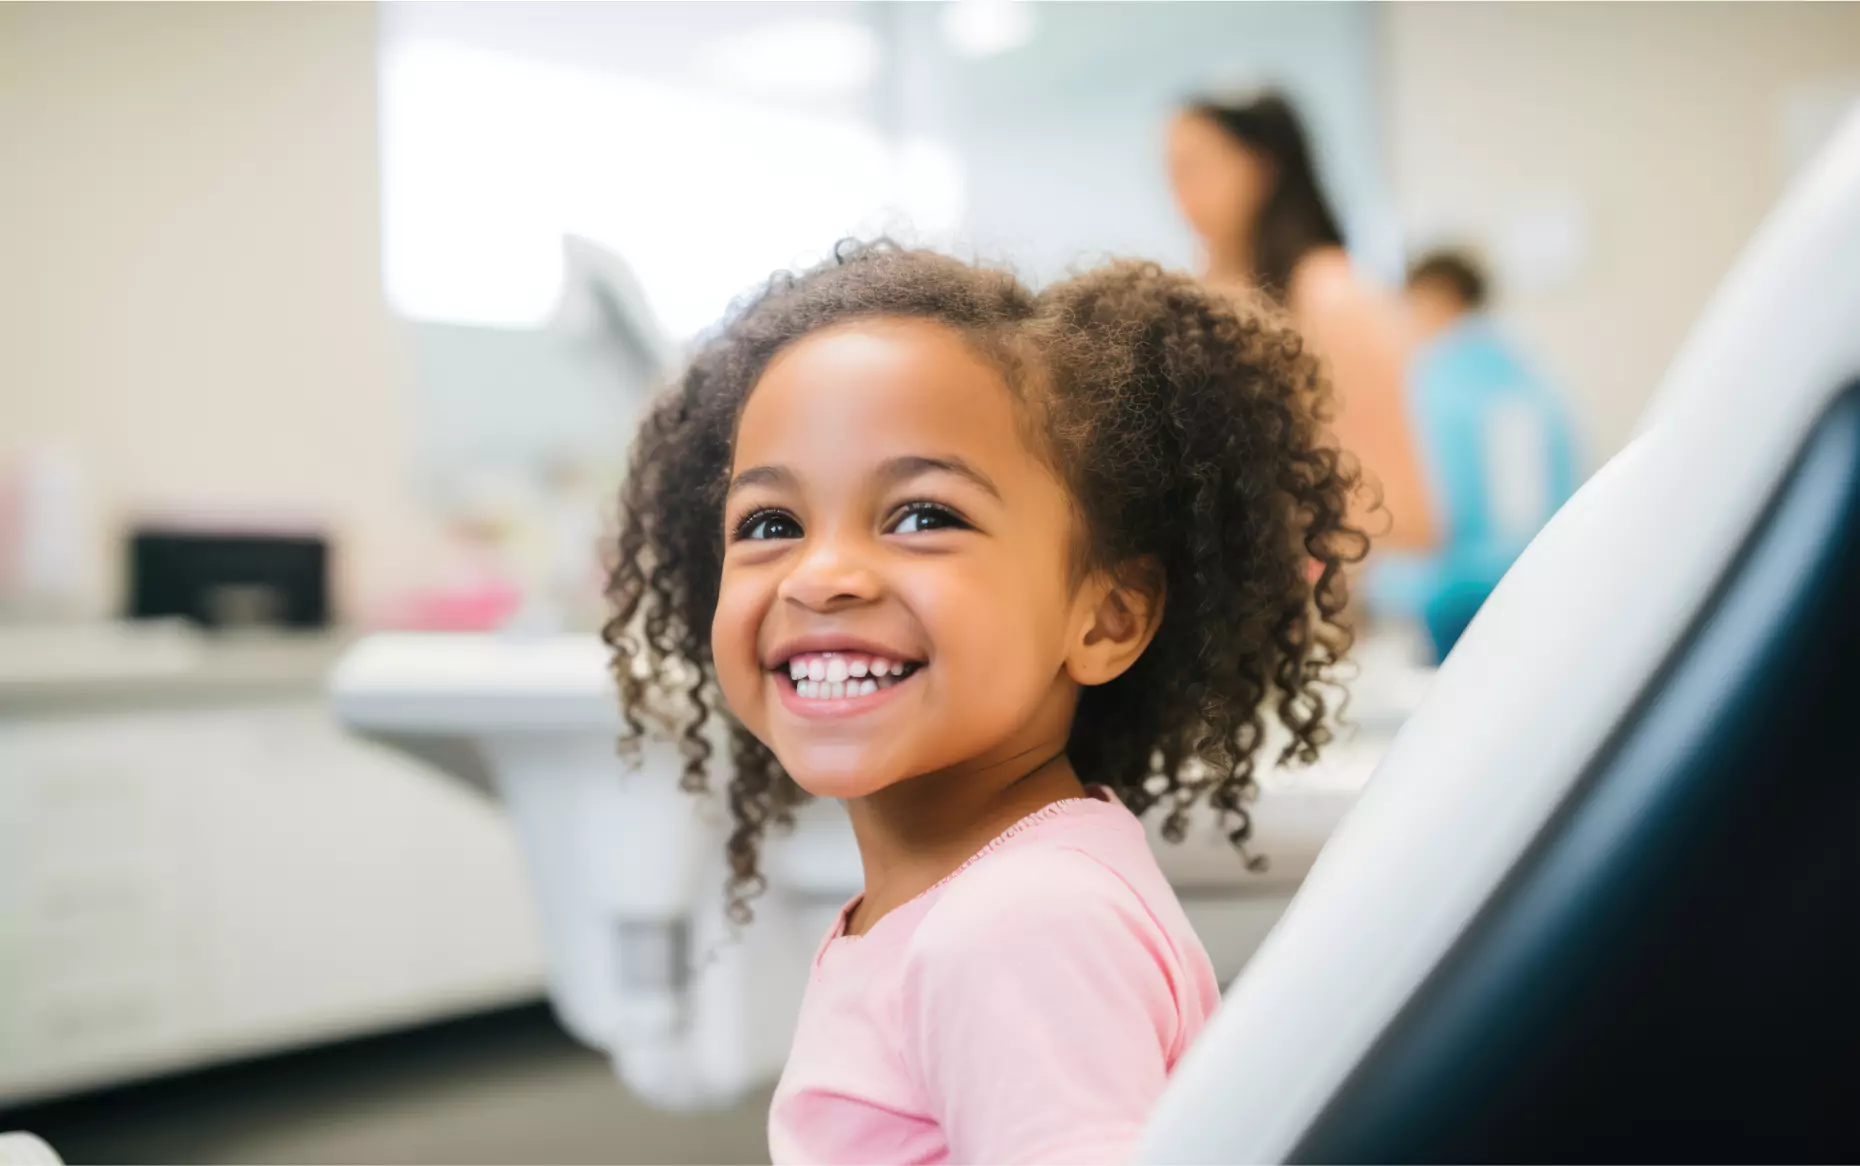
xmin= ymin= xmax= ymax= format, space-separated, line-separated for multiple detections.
xmin=900 ymin=847 xmax=1185 ymax=1165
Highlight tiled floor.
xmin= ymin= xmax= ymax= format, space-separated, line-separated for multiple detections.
xmin=2 ymin=1005 xmax=773 ymax=1165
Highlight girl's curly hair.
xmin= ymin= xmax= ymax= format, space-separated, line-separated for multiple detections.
xmin=604 ymin=241 xmax=1370 ymax=922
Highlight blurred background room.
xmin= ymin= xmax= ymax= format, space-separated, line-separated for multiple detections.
xmin=3 ymin=2 xmax=1858 ymax=1163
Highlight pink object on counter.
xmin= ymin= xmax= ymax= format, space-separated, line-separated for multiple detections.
xmin=376 ymin=583 xmax=523 ymax=631
xmin=769 ymin=790 xmax=1221 ymax=1165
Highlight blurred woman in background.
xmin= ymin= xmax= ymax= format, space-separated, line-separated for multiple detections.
xmin=1168 ymin=90 xmax=1436 ymax=551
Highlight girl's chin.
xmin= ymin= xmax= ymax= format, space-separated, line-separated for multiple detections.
xmin=786 ymin=767 xmax=903 ymax=802
xmin=779 ymin=752 xmax=915 ymax=801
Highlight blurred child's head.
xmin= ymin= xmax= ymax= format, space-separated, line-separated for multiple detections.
xmin=607 ymin=242 xmax=1369 ymax=916
xmin=1405 ymin=249 xmax=1490 ymax=341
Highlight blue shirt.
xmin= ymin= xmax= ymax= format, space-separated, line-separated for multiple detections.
xmin=1367 ymin=317 xmax=1581 ymax=642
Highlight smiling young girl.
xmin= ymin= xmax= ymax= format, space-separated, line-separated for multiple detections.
xmin=605 ymin=242 xmax=1367 ymax=1164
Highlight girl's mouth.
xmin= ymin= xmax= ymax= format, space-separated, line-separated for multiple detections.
xmin=775 ymin=651 xmax=924 ymax=704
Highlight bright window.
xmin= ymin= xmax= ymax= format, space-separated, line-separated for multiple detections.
xmin=380 ymin=41 xmax=964 ymax=336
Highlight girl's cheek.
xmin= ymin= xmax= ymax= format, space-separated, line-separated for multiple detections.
xmin=919 ymin=579 xmax=1031 ymax=678
xmin=710 ymin=582 xmax=764 ymax=695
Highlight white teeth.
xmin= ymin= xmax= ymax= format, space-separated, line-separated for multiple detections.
xmin=788 ymin=654 xmax=914 ymax=700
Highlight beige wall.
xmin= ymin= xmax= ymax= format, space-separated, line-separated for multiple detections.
xmin=8 ymin=2 xmax=1858 ymax=617
xmin=1383 ymin=2 xmax=1860 ymax=462
xmin=0 ymin=2 xmax=429 ymax=618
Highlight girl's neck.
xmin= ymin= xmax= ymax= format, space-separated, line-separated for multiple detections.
xmin=842 ymin=749 xmax=1087 ymax=936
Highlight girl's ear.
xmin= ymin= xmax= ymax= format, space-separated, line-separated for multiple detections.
xmin=1067 ymin=557 xmax=1166 ymax=687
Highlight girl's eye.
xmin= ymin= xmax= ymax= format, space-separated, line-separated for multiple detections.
xmin=736 ymin=509 xmax=803 ymax=541
xmin=887 ymin=501 xmax=971 ymax=535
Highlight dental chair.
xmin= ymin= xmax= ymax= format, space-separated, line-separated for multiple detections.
xmin=1140 ymin=110 xmax=1860 ymax=1163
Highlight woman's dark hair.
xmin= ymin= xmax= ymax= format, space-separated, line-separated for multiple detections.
xmin=1186 ymin=89 xmax=1346 ymax=302
xmin=604 ymin=241 xmax=1370 ymax=921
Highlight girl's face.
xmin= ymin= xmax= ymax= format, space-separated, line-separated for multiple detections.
xmin=1167 ymin=112 xmax=1274 ymax=257
xmin=712 ymin=319 xmax=1097 ymax=799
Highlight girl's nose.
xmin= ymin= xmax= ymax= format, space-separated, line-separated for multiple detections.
xmin=776 ymin=534 xmax=882 ymax=612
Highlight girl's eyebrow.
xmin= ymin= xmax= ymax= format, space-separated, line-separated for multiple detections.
xmin=727 ymin=464 xmax=796 ymax=497
xmin=727 ymin=457 xmax=1003 ymax=501
xmin=878 ymin=455 xmax=1003 ymax=501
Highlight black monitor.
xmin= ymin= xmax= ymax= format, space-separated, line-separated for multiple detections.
xmin=127 ymin=527 xmax=330 ymax=630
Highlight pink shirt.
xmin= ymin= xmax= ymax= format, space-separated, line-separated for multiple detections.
xmin=769 ymin=791 xmax=1221 ymax=1165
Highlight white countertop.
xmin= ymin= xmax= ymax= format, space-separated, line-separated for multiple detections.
xmin=0 ymin=622 xmax=352 ymax=716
